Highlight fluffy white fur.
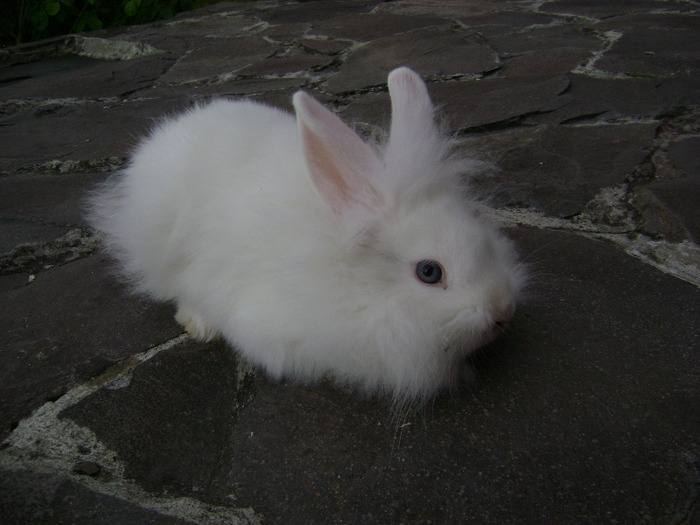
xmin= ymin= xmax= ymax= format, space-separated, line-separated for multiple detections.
xmin=88 ymin=67 xmax=525 ymax=402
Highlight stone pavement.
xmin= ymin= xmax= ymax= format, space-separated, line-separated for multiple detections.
xmin=1 ymin=0 xmax=699 ymax=523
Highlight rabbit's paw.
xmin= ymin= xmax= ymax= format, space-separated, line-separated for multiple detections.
xmin=175 ymin=306 xmax=220 ymax=342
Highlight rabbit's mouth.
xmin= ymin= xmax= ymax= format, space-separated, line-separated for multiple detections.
xmin=443 ymin=307 xmax=491 ymax=339
xmin=439 ymin=319 xmax=506 ymax=363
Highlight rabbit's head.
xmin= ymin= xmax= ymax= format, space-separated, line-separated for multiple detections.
xmin=274 ymin=68 xmax=525 ymax=399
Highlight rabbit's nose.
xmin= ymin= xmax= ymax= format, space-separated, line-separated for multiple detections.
xmin=493 ymin=301 xmax=516 ymax=329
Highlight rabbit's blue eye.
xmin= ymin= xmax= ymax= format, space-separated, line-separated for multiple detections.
xmin=416 ymin=260 xmax=443 ymax=285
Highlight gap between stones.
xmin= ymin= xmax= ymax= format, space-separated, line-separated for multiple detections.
xmin=0 ymin=333 xmax=262 ymax=525
xmin=0 ymin=228 xmax=100 ymax=277
xmin=487 ymin=205 xmax=700 ymax=287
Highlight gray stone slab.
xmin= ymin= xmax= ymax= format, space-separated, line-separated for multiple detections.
xmin=339 ymin=91 xmax=391 ymax=128
xmin=498 ymin=47 xmax=593 ymax=78
xmin=345 ymin=73 xmax=567 ymax=131
xmin=0 ymin=54 xmax=98 ymax=85
xmin=123 ymin=76 xmax=307 ymax=109
xmin=62 ymin=339 xmax=253 ymax=501
xmin=0 ymin=172 xmax=104 ymax=230
xmin=594 ymin=13 xmax=700 ymax=31
xmin=259 ymin=22 xmax=313 ymax=43
xmin=292 ymin=36 xmax=354 ymax=55
xmin=454 ymin=11 xmax=558 ymax=37
xmin=375 ymin=0 xmax=516 ymax=18
xmin=0 ymin=254 xmax=181 ymax=442
xmin=131 ymin=80 xmax=313 ymax=116
xmin=645 ymin=172 xmax=700 ymax=242
xmin=629 ymin=185 xmax=694 ymax=242
xmin=167 ymin=0 xmax=254 ymax=20
xmin=0 ymin=272 xmax=33 ymax=293
xmin=102 ymin=6 xmax=261 ymax=57
xmin=135 ymin=12 xmax=261 ymax=42
xmin=310 ymin=12 xmax=448 ymax=41
xmin=0 ymin=171 xmax=107 ymax=261
xmin=0 ymin=54 xmax=176 ymax=100
xmin=596 ymin=29 xmax=700 ymax=78
xmin=324 ymin=26 xmax=500 ymax=93
xmin=251 ymin=0 xmax=378 ymax=25
xmin=0 ymin=470 xmax=193 ymax=525
xmin=543 ymin=0 xmax=696 ymax=18
xmin=430 ymin=75 xmax=572 ymax=132
xmin=547 ymin=74 xmax=700 ymax=124
xmin=158 ymin=36 xmax=278 ymax=84
xmin=487 ymin=24 xmax=602 ymax=55
xmin=463 ymin=122 xmax=657 ymax=216
xmin=0 ymin=221 xmax=71 ymax=258
xmin=235 ymin=48 xmax=334 ymax=77
xmin=668 ymin=136 xmax=700 ymax=179
xmin=0 ymin=98 xmax=189 ymax=171
xmin=344 ymin=74 xmax=571 ymax=131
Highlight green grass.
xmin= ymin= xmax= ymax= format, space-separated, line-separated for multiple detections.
xmin=1 ymin=0 xmax=232 ymax=48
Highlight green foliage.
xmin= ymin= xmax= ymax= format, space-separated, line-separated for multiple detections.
xmin=1 ymin=0 xmax=226 ymax=48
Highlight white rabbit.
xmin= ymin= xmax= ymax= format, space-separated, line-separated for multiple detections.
xmin=89 ymin=67 xmax=525 ymax=402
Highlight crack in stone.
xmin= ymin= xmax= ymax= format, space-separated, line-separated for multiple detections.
xmin=459 ymin=112 xmax=547 ymax=134
xmin=487 ymin=205 xmax=700 ymax=287
xmin=572 ymin=30 xmax=626 ymax=79
xmin=0 ymin=334 xmax=262 ymax=524
xmin=0 ymin=157 xmax=125 ymax=177
xmin=558 ymin=110 xmax=608 ymax=125
xmin=563 ymin=115 xmax=661 ymax=127
xmin=0 ymin=228 xmax=100 ymax=276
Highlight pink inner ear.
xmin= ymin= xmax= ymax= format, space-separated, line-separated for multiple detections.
xmin=300 ymin=123 xmax=352 ymax=212
xmin=294 ymin=91 xmax=383 ymax=216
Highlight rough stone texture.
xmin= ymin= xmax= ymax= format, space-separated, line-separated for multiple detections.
xmin=0 ymin=470 xmax=194 ymax=525
xmin=462 ymin=122 xmax=658 ymax=216
xmin=1 ymin=1 xmax=698 ymax=523
xmin=596 ymin=29 xmax=700 ymax=78
xmin=0 ymin=54 xmax=175 ymax=100
xmin=0 ymin=171 xmax=104 ymax=232
xmin=62 ymin=339 xmax=254 ymax=501
xmin=0 ymin=254 xmax=182 ymax=442
xmin=323 ymin=26 xmax=500 ymax=93
xmin=158 ymin=37 xmax=278 ymax=84
xmin=0 ymin=98 xmax=186 ymax=172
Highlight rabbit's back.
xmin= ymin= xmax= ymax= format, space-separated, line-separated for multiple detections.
xmin=90 ymin=99 xmax=314 ymax=301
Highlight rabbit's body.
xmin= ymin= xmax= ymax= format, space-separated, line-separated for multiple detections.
xmin=90 ymin=68 xmax=525 ymax=401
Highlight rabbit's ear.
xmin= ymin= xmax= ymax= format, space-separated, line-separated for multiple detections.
xmin=386 ymin=67 xmax=437 ymax=155
xmin=294 ymin=91 xmax=383 ymax=216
